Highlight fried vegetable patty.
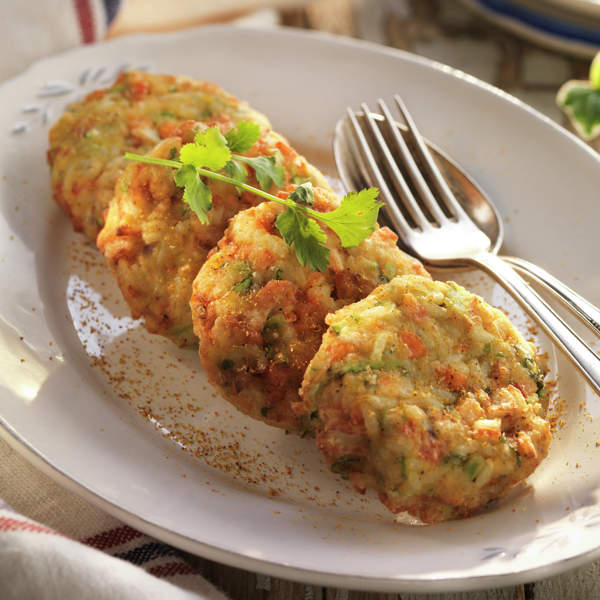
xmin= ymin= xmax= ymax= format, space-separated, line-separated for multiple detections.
xmin=48 ymin=70 xmax=271 ymax=240
xmin=97 ymin=122 xmax=331 ymax=346
xmin=297 ymin=275 xmax=551 ymax=523
xmin=190 ymin=190 xmax=430 ymax=431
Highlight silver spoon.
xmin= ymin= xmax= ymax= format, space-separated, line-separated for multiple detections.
xmin=333 ymin=112 xmax=600 ymax=338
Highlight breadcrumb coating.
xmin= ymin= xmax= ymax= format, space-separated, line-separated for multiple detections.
xmin=97 ymin=122 xmax=330 ymax=346
xmin=48 ymin=70 xmax=271 ymax=240
xmin=298 ymin=275 xmax=551 ymax=523
xmin=190 ymin=189 xmax=430 ymax=431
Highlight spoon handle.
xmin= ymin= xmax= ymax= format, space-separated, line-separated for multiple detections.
xmin=472 ymin=252 xmax=600 ymax=397
xmin=503 ymin=256 xmax=600 ymax=338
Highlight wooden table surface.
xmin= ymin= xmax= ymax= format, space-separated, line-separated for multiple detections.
xmin=112 ymin=1 xmax=599 ymax=597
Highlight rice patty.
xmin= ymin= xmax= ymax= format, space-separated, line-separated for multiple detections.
xmin=48 ymin=70 xmax=271 ymax=240
xmin=297 ymin=275 xmax=551 ymax=523
xmin=97 ymin=122 xmax=330 ymax=347
xmin=190 ymin=190 xmax=430 ymax=431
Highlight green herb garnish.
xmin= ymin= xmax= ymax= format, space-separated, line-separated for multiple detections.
xmin=235 ymin=155 xmax=284 ymax=191
xmin=397 ymin=455 xmax=407 ymax=480
xmin=464 ymin=455 xmax=485 ymax=481
xmin=233 ymin=274 xmax=253 ymax=294
xmin=520 ymin=355 xmax=545 ymax=397
xmin=173 ymin=164 xmax=212 ymax=224
xmin=225 ymin=121 xmax=260 ymax=153
xmin=125 ymin=122 xmax=382 ymax=271
xmin=515 ymin=448 xmax=522 ymax=468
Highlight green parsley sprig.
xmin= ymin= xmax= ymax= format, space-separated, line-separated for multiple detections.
xmin=125 ymin=121 xmax=382 ymax=271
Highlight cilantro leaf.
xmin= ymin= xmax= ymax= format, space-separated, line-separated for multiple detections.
xmin=124 ymin=144 xmax=383 ymax=273
xmin=275 ymin=207 xmax=330 ymax=272
xmin=224 ymin=159 xmax=248 ymax=186
xmin=562 ymin=86 xmax=600 ymax=137
xmin=180 ymin=127 xmax=231 ymax=171
xmin=236 ymin=155 xmax=284 ymax=191
xmin=288 ymin=182 xmax=314 ymax=205
xmin=173 ymin=164 xmax=212 ymax=224
xmin=314 ymin=188 xmax=382 ymax=247
xmin=225 ymin=121 xmax=260 ymax=153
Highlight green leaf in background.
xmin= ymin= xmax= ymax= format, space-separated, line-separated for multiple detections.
xmin=590 ymin=52 xmax=600 ymax=90
xmin=174 ymin=164 xmax=212 ymax=224
xmin=557 ymin=51 xmax=600 ymax=141
xmin=225 ymin=121 xmax=261 ymax=153
xmin=563 ymin=86 xmax=600 ymax=137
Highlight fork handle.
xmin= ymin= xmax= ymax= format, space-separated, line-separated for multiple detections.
xmin=472 ymin=252 xmax=600 ymax=396
xmin=502 ymin=256 xmax=600 ymax=338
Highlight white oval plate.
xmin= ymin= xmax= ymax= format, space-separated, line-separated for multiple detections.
xmin=1 ymin=25 xmax=599 ymax=594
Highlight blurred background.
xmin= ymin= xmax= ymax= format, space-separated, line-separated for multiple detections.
xmin=2 ymin=0 xmax=597 ymax=147
xmin=106 ymin=0 xmax=598 ymax=142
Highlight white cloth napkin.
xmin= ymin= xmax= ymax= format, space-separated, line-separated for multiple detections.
xmin=0 ymin=5 xmax=227 ymax=596
xmin=0 ymin=0 xmax=121 ymax=82
xmin=0 ymin=438 xmax=228 ymax=600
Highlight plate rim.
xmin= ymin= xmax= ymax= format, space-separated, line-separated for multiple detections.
xmin=460 ymin=0 xmax=600 ymax=57
xmin=2 ymin=23 xmax=600 ymax=593
xmin=6 ymin=420 xmax=600 ymax=593
xmin=3 ymin=23 xmax=598 ymax=163
xmin=539 ymin=0 xmax=600 ymax=20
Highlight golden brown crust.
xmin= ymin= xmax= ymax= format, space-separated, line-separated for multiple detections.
xmin=190 ymin=189 xmax=431 ymax=430
xmin=298 ymin=275 xmax=552 ymax=523
xmin=97 ymin=123 xmax=332 ymax=346
xmin=49 ymin=70 xmax=272 ymax=240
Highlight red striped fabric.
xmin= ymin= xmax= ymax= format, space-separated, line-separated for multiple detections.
xmin=0 ymin=516 xmax=62 ymax=536
xmin=148 ymin=561 xmax=197 ymax=578
xmin=73 ymin=0 xmax=96 ymax=43
xmin=82 ymin=525 xmax=143 ymax=550
xmin=1 ymin=513 xmax=200 ymax=582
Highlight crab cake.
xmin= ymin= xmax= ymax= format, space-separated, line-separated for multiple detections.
xmin=190 ymin=189 xmax=430 ymax=431
xmin=297 ymin=275 xmax=551 ymax=523
xmin=48 ymin=70 xmax=271 ymax=240
xmin=97 ymin=122 xmax=331 ymax=347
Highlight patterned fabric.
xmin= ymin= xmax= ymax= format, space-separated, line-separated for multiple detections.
xmin=0 ymin=439 xmax=227 ymax=600
xmin=73 ymin=0 xmax=123 ymax=43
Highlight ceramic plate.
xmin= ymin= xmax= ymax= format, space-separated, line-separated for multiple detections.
xmin=542 ymin=0 xmax=600 ymax=19
xmin=1 ymin=25 xmax=599 ymax=593
xmin=461 ymin=0 xmax=600 ymax=57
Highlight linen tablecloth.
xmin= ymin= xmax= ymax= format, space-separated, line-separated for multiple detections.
xmin=0 ymin=438 xmax=228 ymax=599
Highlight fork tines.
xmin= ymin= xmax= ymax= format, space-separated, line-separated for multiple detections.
xmin=346 ymin=96 xmax=470 ymax=237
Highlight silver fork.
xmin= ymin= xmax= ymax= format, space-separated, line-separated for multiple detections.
xmin=345 ymin=95 xmax=600 ymax=396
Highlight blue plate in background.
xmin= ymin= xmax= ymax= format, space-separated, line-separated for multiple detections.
xmin=461 ymin=0 xmax=600 ymax=56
